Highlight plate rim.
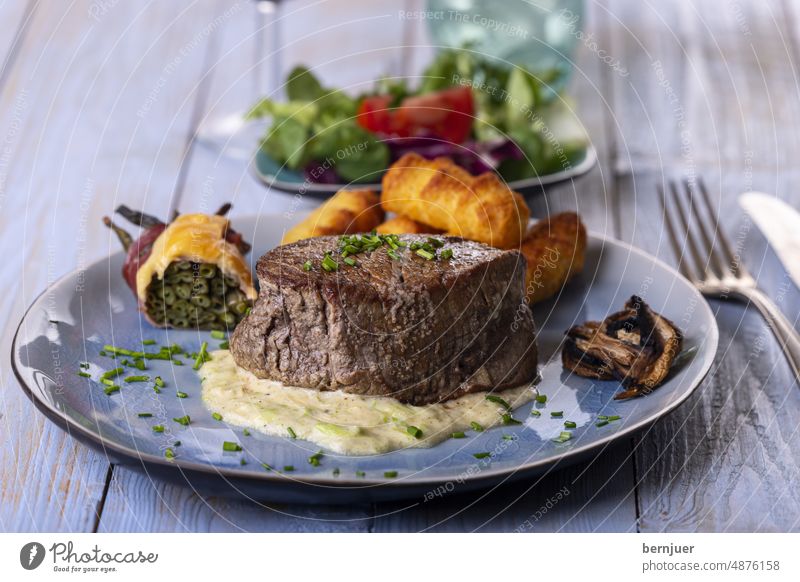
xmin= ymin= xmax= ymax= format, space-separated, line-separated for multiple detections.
xmin=250 ymin=144 xmax=599 ymax=196
xmin=10 ymin=227 xmax=718 ymax=492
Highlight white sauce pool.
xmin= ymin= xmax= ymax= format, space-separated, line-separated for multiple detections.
xmin=200 ymin=350 xmax=537 ymax=455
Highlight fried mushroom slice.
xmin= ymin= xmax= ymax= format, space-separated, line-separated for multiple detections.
xmin=562 ymin=296 xmax=683 ymax=399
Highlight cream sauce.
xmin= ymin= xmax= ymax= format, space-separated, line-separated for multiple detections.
xmin=200 ymin=350 xmax=537 ymax=455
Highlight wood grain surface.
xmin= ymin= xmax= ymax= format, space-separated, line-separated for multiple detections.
xmin=1 ymin=0 xmax=799 ymax=532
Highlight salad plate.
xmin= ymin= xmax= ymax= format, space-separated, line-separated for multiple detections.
xmin=247 ymin=49 xmax=596 ymax=200
xmin=12 ymin=214 xmax=717 ymax=504
xmin=252 ymin=143 xmax=597 ymax=199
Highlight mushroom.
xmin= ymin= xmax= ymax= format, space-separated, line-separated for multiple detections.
xmin=561 ymin=296 xmax=683 ymax=399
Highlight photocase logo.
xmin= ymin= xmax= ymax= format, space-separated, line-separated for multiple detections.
xmin=20 ymin=542 xmax=46 ymax=570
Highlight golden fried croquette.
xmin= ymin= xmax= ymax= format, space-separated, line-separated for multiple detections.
xmin=282 ymin=189 xmax=384 ymax=244
xmin=521 ymin=211 xmax=587 ymax=304
xmin=375 ymin=215 xmax=442 ymax=235
xmin=380 ymin=153 xmax=529 ymax=249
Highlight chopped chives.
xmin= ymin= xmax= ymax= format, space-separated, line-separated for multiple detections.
xmin=531 ymin=410 xmax=541 ymax=417
xmin=210 ymin=330 xmax=226 ymax=340
xmin=383 ymin=471 xmax=398 ymax=478
xmin=415 ymin=248 xmax=435 ymax=260
xmin=193 ymin=341 xmax=210 ymax=370
xmin=308 ymin=451 xmax=323 ymax=466
xmin=283 ymin=465 xmax=295 ymax=472
xmin=595 ymin=420 xmax=609 ymax=427
xmin=451 ymin=431 xmax=466 ymax=439
xmin=550 ymin=411 xmax=564 ymax=418
xmin=164 ymin=448 xmax=175 ymax=460
xmin=473 ymin=452 xmax=491 ymax=459
xmin=332 ymin=467 xmax=340 ymax=477
xmin=425 ymin=237 xmax=442 ymax=248
xmin=124 ymin=375 xmax=149 ymax=383
xmin=321 ymin=253 xmax=339 ymax=272
xmin=564 ymin=420 xmax=577 ymax=429
xmin=243 ymin=429 xmax=251 ymax=436
xmin=607 ymin=415 xmax=622 ymax=422
xmin=486 ymin=394 xmax=511 ymax=410
xmin=440 ymin=248 xmax=453 ymax=260
xmin=100 ymin=378 xmax=116 ymax=387
xmin=470 ymin=421 xmax=484 ymax=432
xmin=154 ymin=376 xmax=165 ymax=388
xmin=173 ymin=441 xmax=181 ymax=447
xmin=356 ymin=470 xmax=366 ymax=477
xmin=137 ymin=412 xmax=153 ymax=418
xmin=176 ymin=391 xmax=188 ymax=399
xmin=406 ymin=425 xmax=423 ymax=439
xmin=219 ymin=341 xmax=229 ymax=350
xmin=501 ymin=413 xmax=522 ymax=426
xmin=173 ymin=415 xmax=191 ymax=426
xmin=387 ymin=249 xmax=400 ymax=261
xmin=79 ymin=362 xmax=90 ymax=369
xmin=142 ymin=339 xmax=156 ymax=345
xmin=553 ymin=431 xmax=572 ymax=443
xmin=212 ymin=412 xmax=223 ymax=421
xmin=99 ymin=350 xmax=107 ymax=356
xmin=103 ymin=346 xmax=137 ymax=357
xmin=172 ymin=359 xmax=183 ymax=366
xmin=100 ymin=367 xmax=124 ymax=380
xmin=152 ymin=425 xmax=165 ymax=433
xmin=535 ymin=394 xmax=547 ymax=404
xmin=133 ymin=359 xmax=146 ymax=371
xmin=240 ymin=459 xmax=247 ymax=466
xmin=303 ymin=260 xmax=312 ymax=272
xmin=222 ymin=441 xmax=242 ymax=452
xmin=261 ymin=463 xmax=272 ymax=471
xmin=77 ymin=371 xmax=91 ymax=378
xmin=502 ymin=435 xmax=515 ymax=441
xmin=287 ymin=427 xmax=297 ymax=439
xmin=103 ymin=385 xmax=120 ymax=395
xmin=343 ymin=257 xmax=356 ymax=267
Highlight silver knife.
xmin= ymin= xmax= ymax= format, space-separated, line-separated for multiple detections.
xmin=740 ymin=192 xmax=800 ymax=288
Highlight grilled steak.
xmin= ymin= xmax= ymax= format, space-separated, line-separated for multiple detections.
xmin=230 ymin=234 xmax=538 ymax=405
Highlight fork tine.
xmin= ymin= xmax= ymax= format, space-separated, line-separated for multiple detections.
xmin=659 ymin=183 xmax=698 ymax=281
xmin=682 ymin=178 xmax=730 ymax=280
xmin=696 ymin=177 xmax=748 ymax=278
xmin=667 ymin=179 xmax=709 ymax=281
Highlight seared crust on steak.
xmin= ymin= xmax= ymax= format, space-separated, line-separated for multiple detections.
xmin=230 ymin=235 xmax=538 ymax=405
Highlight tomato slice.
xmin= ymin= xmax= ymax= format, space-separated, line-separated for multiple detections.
xmin=393 ymin=86 xmax=474 ymax=143
xmin=356 ymin=86 xmax=474 ymax=144
xmin=356 ymin=95 xmax=394 ymax=135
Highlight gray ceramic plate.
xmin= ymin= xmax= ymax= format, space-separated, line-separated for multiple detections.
xmin=251 ymin=145 xmax=598 ymax=200
xmin=12 ymin=215 xmax=718 ymax=503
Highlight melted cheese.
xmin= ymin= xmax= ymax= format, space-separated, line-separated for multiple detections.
xmin=135 ymin=214 xmax=256 ymax=303
xmin=200 ymin=350 xmax=536 ymax=455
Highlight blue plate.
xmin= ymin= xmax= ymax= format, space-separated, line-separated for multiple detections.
xmin=251 ymin=145 xmax=598 ymax=200
xmin=12 ymin=215 xmax=717 ymax=503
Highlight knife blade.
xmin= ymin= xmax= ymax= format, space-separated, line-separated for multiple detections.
xmin=739 ymin=192 xmax=800 ymax=288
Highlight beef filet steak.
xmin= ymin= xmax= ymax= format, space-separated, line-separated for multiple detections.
xmin=230 ymin=234 xmax=538 ymax=405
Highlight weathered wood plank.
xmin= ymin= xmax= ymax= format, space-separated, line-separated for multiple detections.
xmin=618 ymin=168 xmax=800 ymax=532
xmin=598 ymin=0 xmax=800 ymax=532
xmin=373 ymin=444 xmax=637 ymax=532
xmin=0 ymin=0 xmax=230 ymax=532
xmin=0 ymin=0 xmax=35 ymax=86
xmin=98 ymin=467 xmax=373 ymax=532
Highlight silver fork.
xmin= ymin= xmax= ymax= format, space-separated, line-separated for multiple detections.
xmin=660 ymin=177 xmax=800 ymax=380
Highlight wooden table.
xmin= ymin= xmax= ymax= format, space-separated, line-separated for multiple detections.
xmin=2 ymin=0 xmax=799 ymax=532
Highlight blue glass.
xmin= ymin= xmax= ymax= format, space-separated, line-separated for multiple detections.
xmin=426 ymin=0 xmax=584 ymax=93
